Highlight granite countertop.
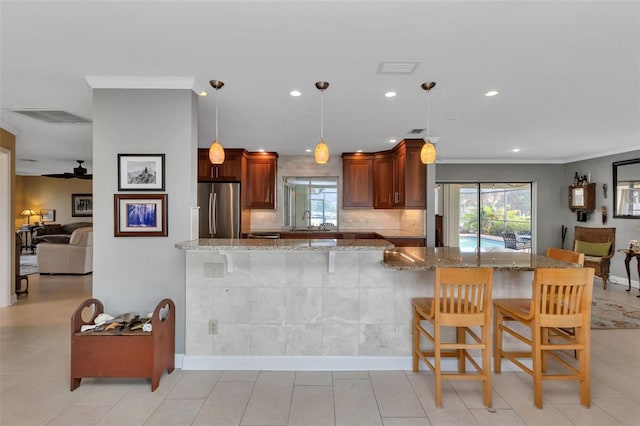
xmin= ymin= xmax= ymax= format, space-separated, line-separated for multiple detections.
xmin=175 ymin=238 xmax=394 ymax=251
xmin=383 ymin=247 xmax=583 ymax=271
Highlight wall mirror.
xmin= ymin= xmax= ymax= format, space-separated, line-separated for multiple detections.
xmin=613 ymin=158 xmax=640 ymax=218
xmin=283 ymin=176 xmax=338 ymax=229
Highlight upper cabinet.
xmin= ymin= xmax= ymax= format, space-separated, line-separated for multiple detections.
xmin=197 ymin=148 xmax=245 ymax=182
xmin=344 ymin=139 xmax=426 ymax=210
xmin=342 ymin=154 xmax=374 ymax=208
xmin=568 ymin=183 xmax=595 ymax=212
xmin=245 ymin=152 xmax=278 ymax=209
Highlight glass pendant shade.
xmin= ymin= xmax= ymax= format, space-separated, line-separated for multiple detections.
xmin=314 ymin=139 xmax=330 ymax=164
xmin=208 ymin=139 xmax=225 ymax=164
xmin=420 ymin=139 xmax=437 ymax=164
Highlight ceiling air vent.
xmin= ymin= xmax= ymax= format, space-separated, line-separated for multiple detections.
xmin=408 ymin=128 xmax=425 ymax=134
xmin=377 ymin=60 xmax=421 ymax=74
xmin=9 ymin=109 xmax=91 ymax=124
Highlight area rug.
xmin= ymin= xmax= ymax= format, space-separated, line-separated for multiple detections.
xmin=591 ymin=296 xmax=640 ymax=329
xmin=19 ymin=254 xmax=38 ymax=276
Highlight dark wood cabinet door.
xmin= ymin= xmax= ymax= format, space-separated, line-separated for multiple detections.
xmin=403 ymin=142 xmax=426 ymax=208
xmin=197 ymin=148 xmax=243 ymax=182
xmin=373 ymin=154 xmax=394 ymax=209
xmin=343 ymin=155 xmax=373 ymax=207
xmin=246 ymin=153 xmax=277 ymax=209
xmin=393 ymin=146 xmax=406 ymax=206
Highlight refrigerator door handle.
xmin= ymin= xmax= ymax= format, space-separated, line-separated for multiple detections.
xmin=212 ymin=192 xmax=218 ymax=235
xmin=208 ymin=193 xmax=213 ymax=235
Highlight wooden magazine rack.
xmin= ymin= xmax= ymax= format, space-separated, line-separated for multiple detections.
xmin=70 ymin=298 xmax=175 ymax=391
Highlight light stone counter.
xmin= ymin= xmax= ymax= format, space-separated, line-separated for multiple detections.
xmin=178 ymin=240 xmax=577 ymax=371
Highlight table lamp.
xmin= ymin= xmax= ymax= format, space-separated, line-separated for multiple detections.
xmin=20 ymin=209 xmax=37 ymax=225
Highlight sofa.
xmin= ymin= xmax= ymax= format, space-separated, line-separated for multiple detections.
xmin=32 ymin=222 xmax=93 ymax=245
xmin=37 ymin=226 xmax=93 ymax=274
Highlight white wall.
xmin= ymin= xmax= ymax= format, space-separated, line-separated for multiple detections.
xmin=92 ymin=89 xmax=197 ymax=353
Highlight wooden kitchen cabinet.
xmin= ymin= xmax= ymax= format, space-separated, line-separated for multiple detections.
xmin=399 ymin=140 xmax=426 ymax=208
xmin=568 ymin=183 xmax=595 ymax=211
xmin=245 ymin=152 xmax=278 ymax=209
xmin=342 ymin=153 xmax=374 ymax=207
xmin=373 ymin=153 xmax=395 ymax=208
xmin=197 ymin=148 xmax=245 ymax=182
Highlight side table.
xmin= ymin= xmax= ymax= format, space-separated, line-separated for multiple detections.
xmin=618 ymin=249 xmax=640 ymax=297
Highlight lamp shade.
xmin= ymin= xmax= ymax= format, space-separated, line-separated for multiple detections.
xmin=420 ymin=140 xmax=437 ymax=164
xmin=314 ymin=139 xmax=330 ymax=164
xmin=20 ymin=209 xmax=37 ymax=217
xmin=208 ymin=140 xmax=225 ymax=164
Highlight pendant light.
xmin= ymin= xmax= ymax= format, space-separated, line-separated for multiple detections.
xmin=208 ymin=80 xmax=225 ymax=164
xmin=314 ymin=81 xmax=330 ymax=164
xmin=420 ymin=81 xmax=437 ymax=164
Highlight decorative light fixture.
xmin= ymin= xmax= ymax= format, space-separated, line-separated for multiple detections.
xmin=420 ymin=81 xmax=437 ymax=164
xmin=208 ymin=80 xmax=225 ymax=164
xmin=20 ymin=209 xmax=37 ymax=224
xmin=314 ymin=81 xmax=330 ymax=164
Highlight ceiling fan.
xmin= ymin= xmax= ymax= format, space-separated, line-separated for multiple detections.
xmin=42 ymin=160 xmax=92 ymax=180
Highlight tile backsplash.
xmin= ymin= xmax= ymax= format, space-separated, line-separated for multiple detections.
xmin=250 ymin=155 xmax=425 ymax=234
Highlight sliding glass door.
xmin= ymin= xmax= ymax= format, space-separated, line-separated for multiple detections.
xmin=438 ymin=182 xmax=533 ymax=252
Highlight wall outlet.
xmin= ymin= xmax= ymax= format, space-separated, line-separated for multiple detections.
xmin=208 ymin=319 xmax=218 ymax=335
xmin=204 ymin=262 xmax=225 ymax=278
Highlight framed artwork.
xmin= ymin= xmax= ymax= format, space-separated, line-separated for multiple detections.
xmin=118 ymin=154 xmax=165 ymax=191
xmin=40 ymin=209 xmax=56 ymax=222
xmin=114 ymin=194 xmax=168 ymax=237
xmin=72 ymin=194 xmax=93 ymax=217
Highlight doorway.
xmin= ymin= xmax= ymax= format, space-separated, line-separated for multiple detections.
xmin=437 ymin=182 xmax=534 ymax=252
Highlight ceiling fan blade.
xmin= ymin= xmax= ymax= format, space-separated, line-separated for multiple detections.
xmin=41 ymin=160 xmax=92 ymax=179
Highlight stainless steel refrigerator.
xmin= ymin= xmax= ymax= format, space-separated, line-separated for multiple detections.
xmin=198 ymin=182 xmax=241 ymax=238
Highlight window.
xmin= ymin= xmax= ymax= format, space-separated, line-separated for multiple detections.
xmin=283 ymin=177 xmax=338 ymax=228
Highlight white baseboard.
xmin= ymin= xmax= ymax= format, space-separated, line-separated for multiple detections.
xmin=179 ymin=355 xmax=527 ymax=372
xmin=609 ymin=274 xmax=639 ymax=290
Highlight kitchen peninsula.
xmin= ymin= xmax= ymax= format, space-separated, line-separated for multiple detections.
xmin=176 ymin=239 xmax=579 ymax=371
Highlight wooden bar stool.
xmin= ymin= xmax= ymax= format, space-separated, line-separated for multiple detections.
xmin=412 ymin=267 xmax=494 ymax=408
xmin=494 ymin=267 xmax=595 ymax=408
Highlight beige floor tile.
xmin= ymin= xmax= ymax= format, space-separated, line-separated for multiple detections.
xmin=553 ymin=403 xmax=622 ymax=426
xmin=383 ymin=418 xmax=431 ymax=426
xmin=405 ymin=372 xmax=478 ymax=425
xmin=96 ymin=391 xmax=167 ymax=425
xmin=592 ymin=398 xmax=640 ymax=426
xmin=369 ymin=371 xmax=425 ymax=418
xmin=449 ymin=378 xmax=509 ymax=409
xmin=219 ymin=370 xmax=259 ymax=382
xmin=289 ymin=385 xmax=335 ymax=426
xmin=167 ymin=370 xmax=221 ymax=399
xmin=333 ymin=371 xmax=370 ymax=380
xmin=334 ymin=379 xmax=383 ymax=426
xmin=193 ymin=380 xmax=254 ymax=426
xmin=240 ymin=371 xmax=294 ymax=425
xmin=48 ymin=405 xmax=112 ymax=425
xmin=295 ymin=371 xmax=333 ymax=386
xmin=143 ymin=398 xmax=204 ymax=426
xmin=469 ymin=408 xmax=526 ymax=426
xmin=501 ymin=399 xmax=573 ymax=426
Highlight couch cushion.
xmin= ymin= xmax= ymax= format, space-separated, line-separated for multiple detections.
xmin=37 ymin=224 xmax=64 ymax=236
xmin=575 ymin=240 xmax=611 ymax=257
xmin=62 ymin=222 xmax=93 ymax=234
xmin=69 ymin=227 xmax=93 ymax=246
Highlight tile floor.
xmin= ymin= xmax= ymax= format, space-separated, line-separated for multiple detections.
xmin=1 ymin=272 xmax=639 ymax=425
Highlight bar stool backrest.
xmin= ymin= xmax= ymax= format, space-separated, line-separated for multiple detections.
xmin=434 ymin=268 xmax=493 ymax=327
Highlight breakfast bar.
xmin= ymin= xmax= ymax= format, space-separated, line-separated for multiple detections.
xmin=176 ymin=239 xmax=580 ymax=371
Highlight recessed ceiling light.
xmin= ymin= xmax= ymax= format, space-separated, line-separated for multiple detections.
xmin=512 ymin=148 xmax=521 ymax=152
xmin=258 ymin=149 xmax=265 ymax=152
xmin=385 ymin=91 xmax=397 ymax=98
xmin=389 ymin=139 xmax=397 ymax=143
xmin=199 ymin=91 xmax=208 ymax=96
xmin=356 ymin=149 xmax=363 ymax=153
xmin=305 ymin=149 xmax=312 ymax=153
xmin=485 ymin=90 xmax=499 ymax=97
xmin=290 ymin=90 xmax=302 ymax=97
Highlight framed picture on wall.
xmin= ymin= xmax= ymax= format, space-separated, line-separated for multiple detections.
xmin=39 ymin=209 xmax=56 ymax=222
xmin=72 ymin=194 xmax=93 ymax=217
xmin=118 ymin=154 xmax=165 ymax=191
xmin=114 ymin=193 xmax=168 ymax=237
